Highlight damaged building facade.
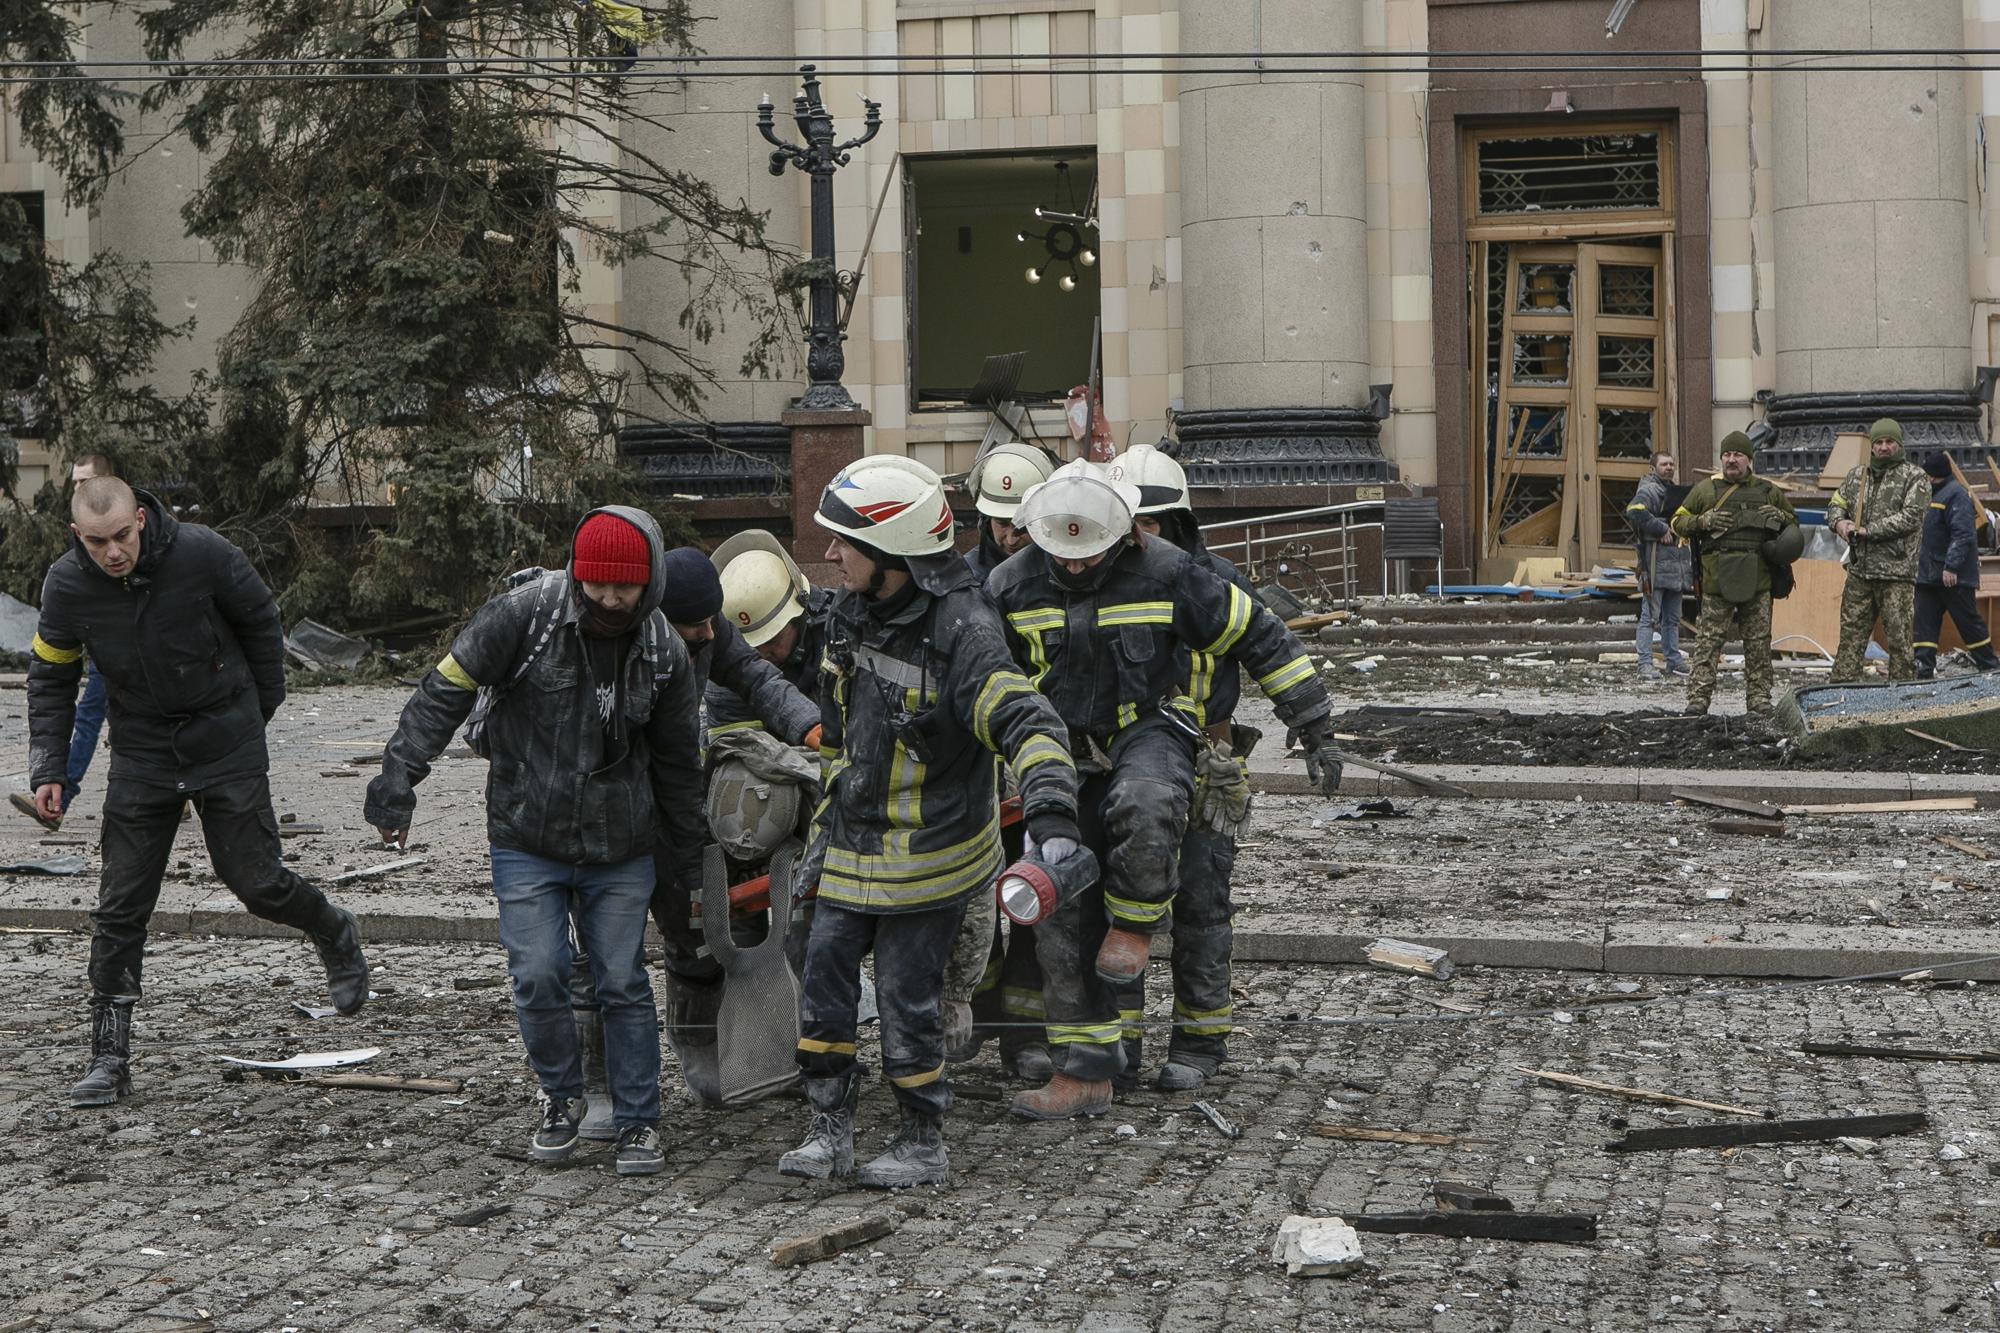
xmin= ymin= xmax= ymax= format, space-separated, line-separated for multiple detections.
xmin=6 ymin=0 xmax=2000 ymax=586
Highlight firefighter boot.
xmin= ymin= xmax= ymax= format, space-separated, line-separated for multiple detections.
xmin=856 ymin=1107 xmax=950 ymax=1189
xmin=778 ymin=1074 xmax=858 ymax=1180
xmin=312 ymin=906 xmax=370 ymax=1016
xmin=1010 ymin=1072 xmax=1113 ymax=1121
xmin=70 ymin=994 xmax=135 ymax=1108
xmin=1094 ymin=928 xmax=1151 ymax=985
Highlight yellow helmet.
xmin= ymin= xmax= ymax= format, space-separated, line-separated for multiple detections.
xmin=712 ymin=530 xmax=809 ymax=648
xmin=968 ymin=440 xmax=1058 ymax=519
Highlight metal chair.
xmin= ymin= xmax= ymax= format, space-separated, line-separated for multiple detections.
xmin=1380 ymin=496 xmax=1444 ymax=597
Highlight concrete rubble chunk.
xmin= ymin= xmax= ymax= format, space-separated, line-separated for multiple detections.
xmin=1271 ymin=1214 xmax=1365 ymax=1277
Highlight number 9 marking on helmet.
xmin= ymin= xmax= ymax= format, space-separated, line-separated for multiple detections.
xmin=1067 ymin=522 xmax=1081 ymax=537
xmin=1001 ymin=475 xmax=1013 ymax=490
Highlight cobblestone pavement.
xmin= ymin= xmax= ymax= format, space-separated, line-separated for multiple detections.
xmin=1 ymin=934 xmax=1998 ymax=1330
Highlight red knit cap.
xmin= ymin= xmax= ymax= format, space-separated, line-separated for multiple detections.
xmin=572 ymin=513 xmax=650 ymax=585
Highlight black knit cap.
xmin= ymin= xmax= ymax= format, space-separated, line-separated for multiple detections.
xmin=1923 ymin=452 xmax=1956 ymax=480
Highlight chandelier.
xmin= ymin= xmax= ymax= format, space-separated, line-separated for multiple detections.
xmin=1017 ymin=160 xmax=1098 ymax=292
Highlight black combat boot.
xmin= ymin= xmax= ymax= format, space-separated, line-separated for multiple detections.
xmin=312 ymin=906 xmax=370 ymax=1016
xmin=70 ymin=995 xmax=135 ymax=1108
xmin=778 ymin=1074 xmax=858 ymax=1180
xmin=857 ymin=1107 xmax=950 ymax=1189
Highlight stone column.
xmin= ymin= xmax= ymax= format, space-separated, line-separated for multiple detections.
xmin=1767 ymin=1 xmax=1977 ymax=467
xmin=784 ymin=407 xmax=868 ymax=572
xmin=1175 ymin=0 xmax=1385 ymax=486
xmin=619 ymin=4 xmax=803 ymax=506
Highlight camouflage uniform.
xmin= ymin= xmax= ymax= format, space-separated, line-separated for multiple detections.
xmin=1827 ymin=446 xmax=1930 ymax=682
xmin=1671 ymin=471 xmax=1799 ymax=718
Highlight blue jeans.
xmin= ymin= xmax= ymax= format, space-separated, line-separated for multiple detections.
xmin=491 ymin=848 xmax=660 ymax=1129
xmin=1636 ymin=586 xmax=1685 ymax=671
xmin=63 ymin=663 xmax=107 ymax=811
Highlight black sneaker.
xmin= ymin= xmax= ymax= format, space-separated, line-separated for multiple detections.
xmin=532 ymin=1093 xmax=585 ymax=1162
xmin=615 ymin=1124 xmax=665 ymax=1176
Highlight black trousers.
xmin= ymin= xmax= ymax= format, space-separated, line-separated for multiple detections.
xmin=1914 ymin=583 xmax=2000 ymax=675
xmin=91 ymin=773 xmax=344 ymax=996
xmin=796 ymin=899 xmax=966 ymax=1117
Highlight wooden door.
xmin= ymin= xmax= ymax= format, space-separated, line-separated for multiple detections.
xmin=1486 ymin=241 xmax=1670 ymax=570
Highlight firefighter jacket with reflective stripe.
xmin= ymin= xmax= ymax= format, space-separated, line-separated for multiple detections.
xmin=364 ymin=508 xmax=708 ymax=874
xmin=1918 ymin=479 xmax=1982 ymax=588
xmin=29 ymin=490 xmax=286 ymax=792
xmin=812 ymin=564 xmax=1078 ymax=914
xmin=1182 ymin=550 xmax=1253 ymax=727
xmin=705 ymin=587 xmax=835 ymax=738
xmin=985 ymin=534 xmax=1333 ymax=742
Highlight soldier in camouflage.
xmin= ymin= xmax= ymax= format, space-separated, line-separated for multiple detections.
xmin=1670 ymin=432 xmax=1800 ymax=721
xmin=1827 ymin=418 xmax=1930 ymax=682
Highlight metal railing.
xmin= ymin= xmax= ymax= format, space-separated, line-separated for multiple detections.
xmin=1200 ymin=500 xmax=1386 ymax=605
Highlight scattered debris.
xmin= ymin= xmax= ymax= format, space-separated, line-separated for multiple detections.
xmin=0 ymin=854 xmax=86 ymax=876
xmin=1780 ymin=797 xmax=1976 ymax=815
xmin=769 ymin=1214 xmax=897 ymax=1268
xmin=1335 ymin=752 xmax=1472 ymax=797
xmin=330 ymin=855 xmax=427 ymax=884
xmin=1905 ymin=727 xmax=1980 ymax=754
xmin=1711 ymin=817 xmax=1786 ymax=838
xmin=1605 ymin=1112 xmax=1928 ymax=1153
xmin=1935 ymin=835 xmax=1995 ymax=861
xmin=446 ymin=1203 xmax=512 ymax=1228
xmin=277 ymin=823 xmax=326 ymax=838
xmin=1345 ymin=1209 xmax=1596 ymax=1245
xmin=301 ymin=1074 xmax=464 ymax=1094
xmin=452 ymin=976 xmax=506 ymax=991
xmin=1271 ymin=1215 xmax=1365 ymax=1276
xmin=1434 ymin=1182 xmax=1513 ymax=1213
xmin=1192 ymin=1101 xmax=1242 ymax=1140
xmin=1309 ymin=1125 xmax=1470 ymax=1146
xmin=1365 ymin=938 xmax=1454 ymax=981
xmin=285 ymin=619 xmax=374 ymax=671
xmin=217 ymin=1047 xmax=382 ymax=1072
xmin=1865 ymin=897 xmax=1899 ymax=927
xmin=0 ymin=591 xmax=39 ymax=655
xmin=1802 ymin=1041 xmax=2000 ymax=1064
xmin=1312 ymin=799 xmax=1405 ymax=823
xmin=1519 ymin=1066 xmax=1772 ymax=1119
xmin=290 ymin=1002 xmax=339 ymax=1020
xmin=1673 ymin=790 xmax=1782 ymax=821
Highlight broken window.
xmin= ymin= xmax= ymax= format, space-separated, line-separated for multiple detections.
xmin=904 ymin=151 xmax=1098 ymax=407
xmin=1476 ymin=132 xmax=1663 ymax=217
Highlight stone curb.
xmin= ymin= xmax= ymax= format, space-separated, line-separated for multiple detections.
xmin=8 ymin=902 xmax=1998 ymax=982
xmin=1249 ymin=763 xmax=2000 ymax=808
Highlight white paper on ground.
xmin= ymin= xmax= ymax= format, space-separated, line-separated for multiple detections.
xmin=218 ymin=1047 xmax=382 ymax=1070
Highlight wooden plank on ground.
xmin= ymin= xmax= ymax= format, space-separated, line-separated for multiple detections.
xmin=1344 ymin=1211 xmax=1597 ymax=1244
xmin=1605 ymin=1112 xmax=1927 ymax=1153
xmin=1935 ymin=835 xmax=1995 ymax=861
xmin=1671 ymin=789 xmax=1782 ymax=820
xmin=1711 ymin=817 xmax=1786 ymax=838
xmin=1310 ymin=1124 xmax=1472 ymax=1146
xmin=1338 ymin=753 xmax=1474 ymax=798
xmin=1780 ymin=798 xmax=1976 ymax=815
xmin=770 ymin=1214 xmax=897 ymax=1268
xmin=1434 ymin=1182 xmax=1513 ymax=1212
xmin=300 ymin=1074 xmax=464 ymax=1094
xmin=1802 ymin=1042 xmax=2000 ymax=1064
xmin=1519 ymin=1066 xmax=1771 ymax=1119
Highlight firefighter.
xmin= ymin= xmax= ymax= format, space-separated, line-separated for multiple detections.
xmin=964 ymin=440 xmax=1058 ymax=582
xmin=709 ymin=529 xmax=834 ymax=727
xmin=780 ymin=456 xmax=1080 ymax=1187
xmin=1105 ymin=443 xmax=1257 ymax=1090
xmin=987 ymin=460 xmax=1345 ymax=1119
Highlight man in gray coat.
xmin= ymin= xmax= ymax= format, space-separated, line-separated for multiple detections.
xmin=1626 ymin=451 xmax=1692 ymax=681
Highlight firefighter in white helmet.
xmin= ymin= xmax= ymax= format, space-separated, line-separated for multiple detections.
xmin=708 ymin=530 xmax=834 ymax=734
xmin=1105 ymin=443 xmax=1263 ymax=1091
xmin=778 ymin=455 xmax=1080 ymax=1188
xmin=964 ymin=440 xmax=1058 ymax=581
xmin=986 ymin=458 xmax=1344 ymax=1119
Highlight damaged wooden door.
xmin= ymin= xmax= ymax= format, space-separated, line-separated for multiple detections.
xmin=1486 ymin=241 xmax=1669 ymax=570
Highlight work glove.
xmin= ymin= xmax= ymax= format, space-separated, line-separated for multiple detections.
xmin=1700 ymin=507 xmax=1737 ymax=536
xmin=1027 ymin=812 xmax=1082 ymax=865
xmin=1290 ymin=724 xmax=1345 ymax=799
xmin=1191 ymin=738 xmax=1253 ymax=835
xmin=1754 ymin=503 xmax=1786 ymax=531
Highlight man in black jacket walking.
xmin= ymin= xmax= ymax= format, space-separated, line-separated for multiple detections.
xmin=1915 ymin=453 xmax=2000 ymax=677
xmin=27 ymin=478 xmax=370 ymax=1107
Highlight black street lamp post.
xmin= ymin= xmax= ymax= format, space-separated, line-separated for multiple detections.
xmin=758 ymin=64 xmax=881 ymax=412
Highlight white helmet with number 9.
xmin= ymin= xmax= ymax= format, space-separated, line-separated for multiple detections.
xmin=1017 ymin=459 xmax=1140 ymax=560
xmin=968 ymin=440 xmax=1057 ymax=519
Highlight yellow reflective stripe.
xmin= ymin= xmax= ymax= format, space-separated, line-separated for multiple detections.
xmin=1257 ymin=655 xmax=1315 ymax=695
xmin=889 ymin=1064 xmax=944 ymax=1089
xmin=797 ymin=1038 xmax=857 ymax=1055
xmin=1002 ymin=986 xmax=1046 ymax=1017
xmin=1118 ymin=1008 xmax=1143 ymax=1038
xmin=818 ymin=745 xmax=839 ymax=760
xmin=1624 ymin=503 xmax=1650 ymax=511
xmin=1202 ymin=584 xmax=1254 ymax=655
xmin=1967 ymin=638 xmax=1992 ymax=649
xmin=1173 ymin=1001 xmax=1233 ymax=1035
xmin=973 ymin=672 xmax=1037 ymax=750
xmin=1115 ymin=701 xmax=1139 ymax=731
xmin=1104 ymin=892 xmax=1170 ymax=925
xmin=436 ymin=654 xmax=477 ymax=690
xmin=1187 ymin=649 xmax=1217 ymax=710
xmin=1931 ymin=502 xmax=1949 ymax=510
xmin=1013 ymin=734 xmax=1073 ymax=778
xmin=707 ymin=719 xmax=764 ymax=736
xmin=887 ymin=738 xmax=926 ymax=832
xmin=1913 ymin=641 xmax=1939 ymax=649
xmin=820 ymin=821 xmax=1002 ymax=909
xmin=1047 ymin=1022 xmax=1123 ymax=1046
xmin=1096 ymin=601 xmax=1174 ymax=627
xmin=1007 ymin=608 xmax=1065 ymax=633
xmin=30 ymin=634 xmax=82 ymax=665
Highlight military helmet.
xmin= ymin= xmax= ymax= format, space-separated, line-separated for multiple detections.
xmin=1108 ymin=443 xmax=1191 ymax=515
xmin=1017 ymin=458 xmax=1141 ymax=559
xmin=814 ymin=455 xmax=957 ymax=559
xmin=1762 ymin=520 xmax=1805 ymax=567
xmin=968 ymin=440 xmax=1057 ymax=519
xmin=712 ymin=530 xmax=809 ymax=650
xmin=705 ymin=754 xmax=803 ymax=863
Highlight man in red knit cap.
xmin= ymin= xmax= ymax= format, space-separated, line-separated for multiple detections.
xmin=367 ymin=506 xmax=706 ymax=1177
